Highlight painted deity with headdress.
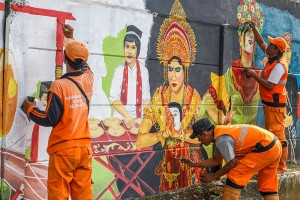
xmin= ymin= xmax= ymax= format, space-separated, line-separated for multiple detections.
xmin=136 ymin=0 xmax=203 ymax=191
xmin=199 ymin=0 xmax=263 ymax=125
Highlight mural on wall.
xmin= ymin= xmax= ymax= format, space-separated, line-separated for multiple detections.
xmin=199 ymin=0 xmax=263 ymax=126
xmin=0 ymin=49 xmax=23 ymax=200
xmin=137 ymin=0 xmax=203 ymax=192
xmin=282 ymin=33 xmax=299 ymax=162
xmin=22 ymin=81 xmax=52 ymax=199
xmin=25 ymin=81 xmax=52 ymax=162
xmin=110 ymin=25 xmax=150 ymax=124
xmin=2 ymin=49 xmax=18 ymax=138
xmin=2 ymin=0 xmax=300 ymax=199
xmin=225 ymin=0 xmax=263 ymax=125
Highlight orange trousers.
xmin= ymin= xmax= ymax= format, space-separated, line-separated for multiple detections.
xmin=263 ymin=105 xmax=286 ymax=142
xmin=48 ymin=146 xmax=93 ymax=200
xmin=227 ymin=140 xmax=281 ymax=193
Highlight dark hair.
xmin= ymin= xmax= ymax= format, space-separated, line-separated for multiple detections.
xmin=65 ymin=53 xmax=86 ymax=70
xmin=207 ymin=125 xmax=215 ymax=132
xmin=124 ymin=34 xmax=141 ymax=57
xmin=168 ymin=102 xmax=182 ymax=122
xmin=39 ymin=92 xmax=47 ymax=99
xmin=165 ymin=56 xmax=187 ymax=85
xmin=39 ymin=81 xmax=52 ymax=99
xmin=198 ymin=125 xmax=215 ymax=136
xmin=168 ymin=56 xmax=184 ymax=68
xmin=268 ymin=49 xmax=283 ymax=64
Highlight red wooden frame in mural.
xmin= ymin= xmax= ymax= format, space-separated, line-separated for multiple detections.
xmin=0 ymin=2 xmax=4 ymax=11
xmin=91 ymin=120 xmax=157 ymax=199
xmin=93 ymin=151 xmax=156 ymax=200
xmin=11 ymin=4 xmax=75 ymax=79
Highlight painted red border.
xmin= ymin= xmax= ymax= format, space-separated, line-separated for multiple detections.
xmin=0 ymin=2 xmax=4 ymax=11
xmin=11 ymin=4 xmax=76 ymax=78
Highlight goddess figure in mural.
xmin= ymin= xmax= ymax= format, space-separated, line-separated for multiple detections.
xmin=110 ymin=25 xmax=150 ymax=128
xmin=136 ymin=0 xmax=203 ymax=191
xmin=199 ymin=0 xmax=263 ymax=125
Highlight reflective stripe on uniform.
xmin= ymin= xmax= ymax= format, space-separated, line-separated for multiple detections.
xmin=237 ymin=125 xmax=248 ymax=152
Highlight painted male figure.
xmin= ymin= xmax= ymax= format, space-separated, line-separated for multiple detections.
xmin=183 ymin=118 xmax=281 ymax=200
xmin=110 ymin=25 xmax=150 ymax=127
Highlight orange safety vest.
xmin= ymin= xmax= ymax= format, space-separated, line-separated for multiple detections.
xmin=259 ymin=57 xmax=288 ymax=107
xmin=47 ymin=70 xmax=94 ymax=154
xmin=214 ymin=125 xmax=277 ymax=158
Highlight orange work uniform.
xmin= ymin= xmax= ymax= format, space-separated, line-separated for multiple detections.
xmin=27 ymin=68 xmax=94 ymax=200
xmin=260 ymin=57 xmax=288 ymax=142
xmin=214 ymin=125 xmax=281 ymax=195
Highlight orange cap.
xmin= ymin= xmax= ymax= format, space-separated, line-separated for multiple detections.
xmin=267 ymin=36 xmax=287 ymax=53
xmin=64 ymin=39 xmax=89 ymax=62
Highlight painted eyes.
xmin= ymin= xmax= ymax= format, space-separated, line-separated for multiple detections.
xmin=125 ymin=45 xmax=136 ymax=50
xmin=168 ymin=67 xmax=181 ymax=72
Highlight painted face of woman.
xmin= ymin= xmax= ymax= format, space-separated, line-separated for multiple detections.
xmin=244 ymin=30 xmax=254 ymax=54
xmin=283 ymin=44 xmax=291 ymax=66
xmin=168 ymin=59 xmax=184 ymax=94
xmin=169 ymin=107 xmax=181 ymax=131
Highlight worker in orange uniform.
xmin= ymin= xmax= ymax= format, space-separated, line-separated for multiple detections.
xmin=21 ymin=24 xmax=94 ymax=200
xmin=243 ymin=21 xmax=288 ymax=174
xmin=182 ymin=118 xmax=281 ymax=200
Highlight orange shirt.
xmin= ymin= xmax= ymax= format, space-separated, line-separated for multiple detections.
xmin=259 ymin=57 xmax=288 ymax=106
xmin=214 ymin=124 xmax=276 ymax=158
xmin=28 ymin=69 xmax=94 ymax=154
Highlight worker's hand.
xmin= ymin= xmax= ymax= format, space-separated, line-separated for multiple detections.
xmin=62 ymin=24 xmax=74 ymax=39
xmin=200 ymin=173 xmax=216 ymax=183
xmin=245 ymin=20 xmax=256 ymax=30
xmin=223 ymin=111 xmax=235 ymax=125
xmin=180 ymin=158 xmax=195 ymax=167
xmin=21 ymin=99 xmax=36 ymax=114
xmin=242 ymin=68 xmax=257 ymax=78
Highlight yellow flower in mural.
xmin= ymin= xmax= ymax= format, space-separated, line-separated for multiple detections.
xmin=237 ymin=0 xmax=264 ymax=36
xmin=237 ymin=13 xmax=242 ymax=19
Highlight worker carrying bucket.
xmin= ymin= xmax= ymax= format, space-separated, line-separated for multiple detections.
xmin=182 ymin=118 xmax=281 ymax=200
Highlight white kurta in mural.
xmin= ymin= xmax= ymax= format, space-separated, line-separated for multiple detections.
xmin=110 ymin=61 xmax=150 ymax=119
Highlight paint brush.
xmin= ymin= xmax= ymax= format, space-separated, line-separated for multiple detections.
xmin=57 ymin=19 xmax=69 ymax=32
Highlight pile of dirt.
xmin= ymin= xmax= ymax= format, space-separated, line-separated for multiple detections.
xmin=127 ymin=182 xmax=223 ymax=200
xmin=287 ymin=161 xmax=300 ymax=172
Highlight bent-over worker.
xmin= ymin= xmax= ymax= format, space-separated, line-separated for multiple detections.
xmin=183 ymin=118 xmax=281 ymax=200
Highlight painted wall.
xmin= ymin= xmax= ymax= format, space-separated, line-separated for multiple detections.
xmin=0 ymin=0 xmax=300 ymax=199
